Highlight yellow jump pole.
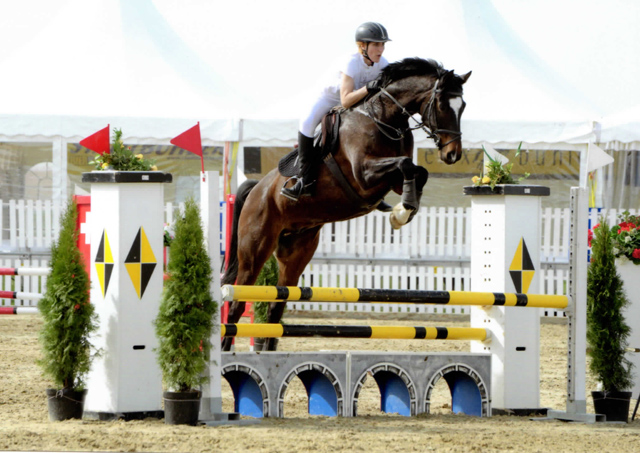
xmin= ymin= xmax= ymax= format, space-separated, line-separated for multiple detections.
xmin=221 ymin=285 xmax=569 ymax=310
xmin=221 ymin=323 xmax=489 ymax=342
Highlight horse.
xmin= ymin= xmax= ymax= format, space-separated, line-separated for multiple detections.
xmin=222 ymin=58 xmax=471 ymax=351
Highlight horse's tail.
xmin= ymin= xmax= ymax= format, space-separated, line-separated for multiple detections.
xmin=221 ymin=179 xmax=260 ymax=285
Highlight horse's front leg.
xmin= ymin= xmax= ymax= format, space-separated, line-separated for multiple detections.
xmin=391 ymin=165 xmax=428 ymax=229
xmin=360 ymin=156 xmax=428 ymax=229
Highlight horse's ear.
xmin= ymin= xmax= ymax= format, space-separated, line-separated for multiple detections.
xmin=440 ymin=70 xmax=455 ymax=85
xmin=460 ymin=71 xmax=472 ymax=84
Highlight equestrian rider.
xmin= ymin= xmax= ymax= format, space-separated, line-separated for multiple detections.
xmin=281 ymin=22 xmax=392 ymax=210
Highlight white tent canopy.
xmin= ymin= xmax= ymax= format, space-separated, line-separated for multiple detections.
xmin=597 ymin=105 xmax=640 ymax=151
xmin=1 ymin=1 xmax=639 ymax=152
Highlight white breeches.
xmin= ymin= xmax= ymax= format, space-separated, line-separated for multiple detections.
xmin=299 ymin=95 xmax=340 ymax=138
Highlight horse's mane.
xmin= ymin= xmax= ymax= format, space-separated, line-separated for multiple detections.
xmin=378 ymin=57 xmax=446 ymax=88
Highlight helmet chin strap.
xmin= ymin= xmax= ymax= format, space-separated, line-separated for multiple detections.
xmin=362 ymin=42 xmax=374 ymax=66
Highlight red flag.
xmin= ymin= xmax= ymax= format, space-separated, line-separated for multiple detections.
xmin=171 ymin=122 xmax=204 ymax=177
xmin=80 ymin=125 xmax=110 ymax=155
xmin=171 ymin=122 xmax=203 ymax=157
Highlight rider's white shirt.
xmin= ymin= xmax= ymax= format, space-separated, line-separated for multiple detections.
xmin=322 ymin=52 xmax=389 ymax=104
xmin=299 ymin=53 xmax=389 ymax=136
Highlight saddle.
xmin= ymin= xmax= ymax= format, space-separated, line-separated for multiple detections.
xmin=278 ymin=108 xmax=343 ymax=177
xmin=278 ymin=108 xmax=377 ymax=210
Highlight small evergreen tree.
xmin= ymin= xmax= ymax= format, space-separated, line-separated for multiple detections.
xmin=253 ymin=255 xmax=279 ymax=324
xmin=38 ymin=199 xmax=97 ymax=390
xmin=154 ymin=198 xmax=217 ymax=392
xmin=587 ymin=218 xmax=634 ymax=391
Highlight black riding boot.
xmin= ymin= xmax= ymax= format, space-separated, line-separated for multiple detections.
xmin=281 ymin=132 xmax=318 ymax=201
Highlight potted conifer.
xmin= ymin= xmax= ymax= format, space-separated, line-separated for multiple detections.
xmin=154 ymin=198 xmax=217 ymax=425
xmin=38 ymin=199 xmax=98 ymax=421
xmin=587 ymin=218 xmax=634 ymax=422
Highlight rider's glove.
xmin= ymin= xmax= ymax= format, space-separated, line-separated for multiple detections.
xmin=366 ymin=80 xmax=381 ymax=95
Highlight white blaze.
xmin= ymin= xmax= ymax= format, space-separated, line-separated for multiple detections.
xmin=450 ymin=96 xmax=463 ymax=122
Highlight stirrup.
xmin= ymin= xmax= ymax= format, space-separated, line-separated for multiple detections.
xmin=281 ymin=177 xmax=316 ymax=201
xmin=281 ymin=177 xmax=302 ymax=201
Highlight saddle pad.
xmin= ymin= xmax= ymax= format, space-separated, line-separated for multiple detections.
xmin=277 ymin=110 xmax=342 ymax=178
xmin=278 ymin=149 xmax=300 ymax=177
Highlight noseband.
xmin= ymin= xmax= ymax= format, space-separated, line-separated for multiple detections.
xmin=363 ymin=79 xmax=463 ymax=149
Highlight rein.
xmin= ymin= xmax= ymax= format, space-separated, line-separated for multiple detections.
xmin=362 ymin=79 xmax=462 ymax=148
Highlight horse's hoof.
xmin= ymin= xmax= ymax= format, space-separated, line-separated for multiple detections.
xmin=390 ymin=202 xmax=416 ymax=229
xmin=390 ymin=214 xmax=403 ymax=230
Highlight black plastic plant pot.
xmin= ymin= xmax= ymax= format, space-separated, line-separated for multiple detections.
xmin=163 ymin=390 xmax=201 ymax=426
xmin=46 ymin=388 xmax=87 ymax=421
xmin=592 ymin=391 xmax=632 ymax=422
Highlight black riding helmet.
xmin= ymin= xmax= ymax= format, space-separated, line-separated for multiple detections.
xmin=355 ymin=22 xmax=391 ymax=43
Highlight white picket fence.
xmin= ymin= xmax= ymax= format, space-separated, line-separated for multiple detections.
xmin=0 ymin=200 xmax=62 ymax=252
xmin=2 ymin=198 xmax=634 ymax=315
xmin=313 ymin=207 xmax=574 ymax=264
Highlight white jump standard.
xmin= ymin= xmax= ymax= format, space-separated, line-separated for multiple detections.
xmin=82 ymin=171 xmax=172 ymax=420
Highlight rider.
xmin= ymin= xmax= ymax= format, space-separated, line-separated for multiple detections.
xmin=280 ymin=22 xmax=392 ymax=210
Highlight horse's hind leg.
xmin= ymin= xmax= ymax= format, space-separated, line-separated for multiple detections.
xmin=260 ymin=226 xmax=322 ymax=351
xmin=221 ymin=301 xmax=247 ymax=351
xmin=222 ymin=225 xmax=280 ymax=351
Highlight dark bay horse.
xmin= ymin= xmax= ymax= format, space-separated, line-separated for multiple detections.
xmin=222 ymin=58 xmax=471 ymax=351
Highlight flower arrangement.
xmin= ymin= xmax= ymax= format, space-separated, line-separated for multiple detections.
xmin=89 ymin=128 xmax=157 ymax=171
xmin=472 ymin=144 xmax=530 ymax=190
xmin=589 ymin=211 xmax=640 ymax=265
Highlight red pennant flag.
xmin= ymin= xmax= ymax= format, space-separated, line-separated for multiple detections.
xmin=80 ymin=125 xmax=110 ymax=155
xmin=171 ymin=122 xmax=204 ymax=177
xmin=171 ymin=122 xmax=203 ymax=157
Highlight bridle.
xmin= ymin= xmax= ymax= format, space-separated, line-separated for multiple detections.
xmin=363 ymin=78 xmax=463 ymax=148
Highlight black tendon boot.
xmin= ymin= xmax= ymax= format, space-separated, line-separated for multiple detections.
xmin=281 ymin=132 xmax=318 ymax=201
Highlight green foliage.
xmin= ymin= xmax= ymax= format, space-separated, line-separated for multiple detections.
xmin=587 ymin=218 xmax=634 ymax=391
xmin=37 ymin=199 xmax=97 ymax=390
xmin=154 ymin=198 xmax=217 ymax=392
xmin=253 ymin=255 xmax=280 ymax=324
xmin=89 ymin=128 xmax=156 ymax=171
xmin=472 ymin=143 xmax=530 ymax=190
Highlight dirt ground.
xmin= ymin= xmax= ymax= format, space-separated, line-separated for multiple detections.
xmin=2 ymin=312 xmax=640 ymax=453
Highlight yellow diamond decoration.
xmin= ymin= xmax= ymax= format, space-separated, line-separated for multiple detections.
xmin=509 ymin=237 xmax=535 ymax=293
xmin=94 ymin=230 xmax=114 ymax=297
xmin=124 ymin=227 xmax=157 ymax=299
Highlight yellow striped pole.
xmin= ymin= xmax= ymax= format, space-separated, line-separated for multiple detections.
xmin=221 ymin=285 xmax=569 ymax=309
xmin=221 ymin=324 xmax=489 ymax=341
